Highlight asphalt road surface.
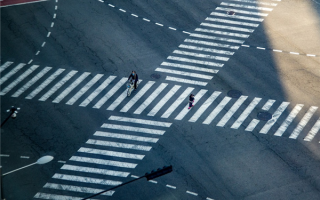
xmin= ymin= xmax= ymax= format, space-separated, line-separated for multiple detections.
xmin=1 ymin=0 xmax=320 ymax=199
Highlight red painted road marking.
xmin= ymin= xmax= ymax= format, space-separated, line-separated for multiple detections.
xmin=0 ymin=0 xmax=48 ymax=7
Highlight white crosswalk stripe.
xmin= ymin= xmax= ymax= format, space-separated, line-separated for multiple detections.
xmin=0 ymin=61 xmax=14 ymax=73
xmin=231 ymin=97 xmax=261 ymax=129
xmin=304 ymin=118 xmax=320 ymax=142
xmin=0 ymin=65 xmax=39 ymax=96
xmin=217 ymin=96 xmax=248 ymax=127
xmin=61 ymin=164 xmax=130 ymax=177
xmin=156 ymin=68 xmax=213 ymax=80
xmin=66 ymin=74 xmax=104 ymax=105
xmin=203 ymin=96 xmax=232 ymax=125
xmin=78 ymin=147 xmax=145 ymax=160
xmin=101 ymin=123 xmax=165 ymax=135
xmin=165 ymin=76 xmax=208 ymax=86
xmin=167 ymin=56 xmax=224 ymax=67
xmin=173 ymin=50 xmax=230 ymax=61
xmin=289 ymin=106 xmax=318 ymax=139
xmin=43 ymin=183 xmax=114 ymax=196
xmin=195 ymin=28 xmax=249 ymax=38
xmin=52 ymin=173 xmax=122 ymax=185
xmin=133 ymin=83 xmax=168 ymax=114
xmin=52 ymin=72 xmax=90 ymax=103
xmin=260 ymin=102 xmax=290 ymax=134
xmin=25 ymin=68 xmax=65 ymax=99
xmin=175 ymin=89 xmax=208 ymax=120
xmin=70 ymin=156 xmax=137 ymax=168
xmin=201 ymin=23 xmax=255 ymax=33
xmin=205 ymin=17 xmax=259 ymax=27
xmin=210 ymin=12 xmax=264 ymax=22
xmin=184 ymin=39 xmax=240 ymax=49
xmin=11 ymin=67 xmax=52 ymax=97
xmin=190 ymin=33 xmax=245 ymax=44
xmin=120 ymin=81 xmax=155 ymax=112
xmin=94 ymin=131 xmax=159 ymax=143
xmin=274 ymin=104 xmax=304 ymax=137
xmin=161 ymin=62 xmax=219 ymax=73
xmin=81 ymin=76 xmax=118 ymax=108
xmin=148 ymin=85 xmax=181 ymax=116
xmin=189 ymin=91 xmax=221 ymax=122
xmin=0 ymin=63 xmax=25 ymax=86
xmin=39 ymin=70 xmax=78 ymax=101
xmin=216 ymin=7 xmax=269 ymax=16
xmin=229 ymin=0 xmax=278 ymax=7
xmin=86 ymin=139 xmax=152 ymax=151
xmin=161 ymin=87 xmax=194 ymax=118
xmin=179 ymin=44 xmax=235 ymax=55
xmin=221 ymin=2 xmax=274 ymax=11
xmin=108 ymin=115 xmax=172 ymax=127
xmin=34 ymin=192 xmax=101 ymax=200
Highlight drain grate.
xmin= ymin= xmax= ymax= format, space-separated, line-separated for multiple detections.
xmin=257 ymin=112 xmax=272 ymax=121
xmin=227 ymin=90 xmax=242 ymax=98
xmin=150 ymin=73 xmax=161 ymax=79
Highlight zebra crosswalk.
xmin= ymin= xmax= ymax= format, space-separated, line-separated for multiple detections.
xmin=152 ymin=0 xmax=279 ymax=86
xmin=34 ymin=116 xmax=172 ymax=199
xmin=0 ymin=61 xmax=319 ymax=143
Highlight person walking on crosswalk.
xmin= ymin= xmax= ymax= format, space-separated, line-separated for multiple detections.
xmin=128 ymin=71 xmax=139 ymax=90
xmin=188 ymin=94 xmax=194 ymax=109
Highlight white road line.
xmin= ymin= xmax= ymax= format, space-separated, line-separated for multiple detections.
xmin=58 ymin=160 xmax=66 ymax=163
xmin=131 ymin=175 xmax=140 ymax=178
xmin=242 ymin=45 xmax=250 ymax=47
xmin=161 ymin=87 xmax=194 ymax=118
xmin=66 ymin=74 xmax=104 ymax=105
xmin=0 ymin=65 xmax=39 ymax=96
xmin=108 ymin=4 xmax=115 ymax=7
xmin=190 ymin=33 xmax=245 ymax=44
xmin=52 ymin=72 xmax=90 ymax=103
xmin=274 ymin=104 xmax=304 ymax=137
xmin=78 ymin=147 xmax=144 ymax=160
xmin=101 ymin=123 xmax=165 ymax=135
xmin=257 ymin=47 xmax=265 ymax=50
xmin=43 ymin=183 xmax=114 ymax=196
xmin=166 ymin=184 xmax=177 ymax=189
xmin=304 ymin=118 xmax=320 ymax=141
xmin=259 ymin=102 xmax=290 ymax=134
xmin=230 ymin=0 xmax=277 ymax=6
xmin=179 ymin=44 xmax=235 ymax=55
xmin=289 ymin=106 xmax=318 ymax=139
xmin=167 ymin=56 xmax=224 ymax=67
xmin=61 ymin=164 xmax=129 ymax=177
xmin=195 ymin=28 xmax=249 ymax=38
xmin=231 ymin=97 xmax=261 ymax=129
xmin=206 ymin=17 xmax=259 ymax=27
xmin=156 ymin=68 xmax=213 ymax=80
xmin=86 ymin=139 xmax=152 ymax=151
xmin=20 ymin=156 xmax=29 ymax=159
xmin=210 ymin=12 xmax=264 ymax=22
xmin=161 ymin=62 xmax=219 ymax=73
xmin=273 ymin=49 xmax=282 ymax=52
xmin=119 ymin=8 xmax=126 ymax=12
xmin=186 ymin=191 xmax=198 ymax=196
xmin=155 ymin=23 xmax=163 ymax=26
xmin=94 ymin=131 xmax=159 ymax=143
xmin=189 ymin=91 xmax=221 ymax=122
xmin=216 ymin=7 xmax=268 ymax=16
xmin=0 ymin=63 xmax=25 ymax=86
xmin=201 ymin=23 xmax=254 ymax=33
xmin=143 ymin=18 xmax=150 ymax=22
xmin=148 ymin=85 xmax=181 ymax=116
xmin=203 ymin=97 xmax=232 ymax=125
xmin=39 ymin=70 xmax=78 ymax=101
xmin=184 ymin=39 xmax=240 ymax=49
xmin=169 ymin=27 xmax=177 ymax=30
xmin=0 ymin=61 xmax=13 ymax=73
xmin=51 ymin=22 xmax=54 ymax=27
xmin=11 ymin=67 xmax=52 ymax=97
xmin=52 ymin=173 xmax=122 ymax=185
xmin=262 ymin=99 xmax=276 ymax=110
xmin=149 ymin=180 xmax=157 ymax=184
xmin=34 ymin=193 xmax=99 ymax=200
xmin=41 ymin=42 xmax=46 ymax=47
xmin=25 ymin=68 xmax=65 ymax=99
xmin=166 ymin=76 xmax=209 ymax=86
xmin=107 ymin=80 xmax=143 ymax=111
xmin=0 ymin=154 xmax=10 ymax=157
xmin=120 ymin=81 xmax=155 ymax=112
xmin=173 ymin=50 xmax=229 ymax=61
xmin=133 ymin=83 xmax=168 ymax=114
xmin=175 ymin=89 xmax=208 ymax=120
xmin=70 ymin=156 xmax=137 ymax=168
xmin=221 ymin=2 xmax=273 ymax=11
xmin=217 ymin=96 xmax=248 ymax=127
xmin=35 ymin=51 xmax=40 ymax=55
xmin=307 ymin=54 xmax=316 ymax=57
xmin=108 ymin=115 xmax=172 ymax=127
xmin=206 ymin=197 xmax=215 ymax=200
xmin=81 ymin=76 xmax=118 ymax=108
xmin=245 ymin=119 xmax=260 ymax=131
xmin=131 ymin=14 xmax=138 ymax=17
xmin=290 ymin=52 xmax=299 ymax=55
xmin=47 ymin=32 xmax=51 ymax=37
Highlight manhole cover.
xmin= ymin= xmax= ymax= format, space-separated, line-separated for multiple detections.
xmin=257 ymin=112 xmax=272 ymax=121
xmin=227 ymin=90 xmax=242 ymax=98
xmin=227 ymin=11 xmax=236 ymax=15
xmin=150 ymin=73 xmax=161 ymax=79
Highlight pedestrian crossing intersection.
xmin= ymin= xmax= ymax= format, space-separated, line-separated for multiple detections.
xmin=34 ymin=116 xmax=172 ymax=199
xmin=153 ymin=0 xmax=281 ymax=86
xmin=1 ymin=61 xmax=319 ymax=143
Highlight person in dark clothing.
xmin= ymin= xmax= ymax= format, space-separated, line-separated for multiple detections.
xmin=128 ymin=71 xmax=138 ymax=89
xmin=188 ymin=94 xmax=194 ymax=109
